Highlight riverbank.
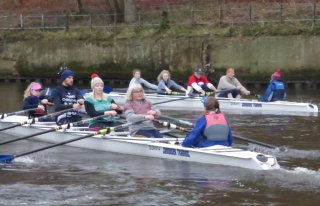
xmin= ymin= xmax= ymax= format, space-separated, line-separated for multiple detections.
xmin=1 ymin=23 xmax=320 ymax=81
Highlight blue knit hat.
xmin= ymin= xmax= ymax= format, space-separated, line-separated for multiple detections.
xmin=60 ymin=69 xmax=75 ymax=82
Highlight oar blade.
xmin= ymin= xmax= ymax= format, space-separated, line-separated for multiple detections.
xmin=0 ymin=155 xmax=15 ymax=164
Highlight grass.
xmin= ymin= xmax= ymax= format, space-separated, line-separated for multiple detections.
xmin=2 ymin=21 xmax=320 ymax=42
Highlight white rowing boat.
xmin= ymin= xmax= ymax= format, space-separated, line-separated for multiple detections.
xmin=108 ymin=92 xmax=318 ymax=116
xmin=0 ymin=116 xmax=280 ymax=170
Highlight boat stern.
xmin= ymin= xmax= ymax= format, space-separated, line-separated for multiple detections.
xmin=254 ymin=153 xmax=280 ymax=170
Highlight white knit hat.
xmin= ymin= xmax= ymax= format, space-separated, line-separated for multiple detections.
xmin=91 ymin=73 xmax=104 ymax=89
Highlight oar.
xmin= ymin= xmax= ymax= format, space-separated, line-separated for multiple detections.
xmin=0 ymin=108 xmax=74 ymax=132
xmin=0 ymin=119 xmax=145 ymax=164
xmin=1 ymin=108 xmax=37 ymax=119
xmin=0 ymin=114 xmax=107 ymax=146
xmin=156 ymin=116 xmax=283 ymax=151
xmin=152 ymin=95 xmax=198 ymax=105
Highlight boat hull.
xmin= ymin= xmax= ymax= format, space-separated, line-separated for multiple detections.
xmin=0 ymin=117 xmax=280 ymax=171
xmin=108 ymin=92 xmax=318 ymax=116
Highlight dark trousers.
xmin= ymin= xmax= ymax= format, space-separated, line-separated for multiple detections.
xmin=218 ymin=89 xmax=241 ymax=98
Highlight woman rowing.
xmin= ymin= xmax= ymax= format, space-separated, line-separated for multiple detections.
xmin=261 ymin=69 xmax=286 ymax=102
xmin=84 ymin=74 xmax=122 ymax=130
xmin=157 ymin=70 xmax=186 ymax=94
xmin=182 ymin=97 xmax=233 ymax=148
xmin=123 ymin=83 xmax=162 ymax=138
xmin=129 ymin=68 xmax=158 ymax=90
xmin=22 ymin=82 xmax=53 ymax=119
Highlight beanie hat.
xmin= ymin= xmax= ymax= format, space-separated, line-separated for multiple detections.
xmin=60 ymin=69 xmax=75 ymax=82
xmin=90 ymin=73 xmax=104 ymax=89
xmin=271 ymin=69 xmax=281 ymax=80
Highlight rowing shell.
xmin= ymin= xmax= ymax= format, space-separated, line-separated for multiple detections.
xmin=0 ymin=116 xmax=280 ymax=170
xmin=108 ymin=92 xmax=318 ymax=116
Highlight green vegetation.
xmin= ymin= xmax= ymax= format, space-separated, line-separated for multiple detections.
xmin=2 ymin=22 xmax=320 ymax=42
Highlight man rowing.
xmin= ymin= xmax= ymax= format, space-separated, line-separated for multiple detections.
xmin=129 ymin=68 xmax=158 ymax=90
xmin=51 ymin=68 xmax=84 ymax=125
xmin=217 ymin=67 xmax=250 ymax=99
xmin=186 ymin=67 xmax=217 ymax=96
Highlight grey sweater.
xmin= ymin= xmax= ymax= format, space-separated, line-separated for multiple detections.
xmin=124 ymin=100 xmax=161 ymax=133
xmin=217 ymin=75 xmax=249 ymax=95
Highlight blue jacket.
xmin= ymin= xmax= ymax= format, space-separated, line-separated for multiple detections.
xmin=182 ymin=115 xmax=233 ymax=148
xmin=262 ymin=80 xmax=286 ymax=102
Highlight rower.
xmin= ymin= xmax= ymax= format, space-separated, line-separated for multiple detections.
xmin=129 ymin=68 xmax=158 ymax=91
xmin=261 ymin=69 xmax=286 ymax=102
xmin=186 ymin=67 xmax=217 ymax=96
xmin=84 ymin=74 xmax=122 ymax=131
xmin=182 ymin=97 xmax=233 ymax=148
xmin=22 ymin=82 xmax=53 ymax=119
xmin=156 ymin=70 xmax=186 ymax=94
xmin=123 ymin=83 xmax=162 ymax=138
xmin=51 ymin=68 xmax=84 ymax=125
xmin=217 ymin=67 xmax=250 ymax=99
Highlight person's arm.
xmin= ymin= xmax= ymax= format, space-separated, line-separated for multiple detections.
xmin=84 ymin=101 xmax=104 ymax=117
xmin=234 ymin=78 xmax=250 ymax=95
xmin=171 ymin=80 xmax=186 ymax=92
xmin=124 ymin=103 xmax=145 ymax=123
xmin=22 ymin=96 xmax=39 ymax=110
xmin=191 ymin=82 xmax=204 ymax=92
xmin=140 ymin=78 xmax=158 ymax=90
xmin=111 ymin=99 xmax=123 ymax=114
xmin=262 ymin=83 xmax=273 ymax=102
xmin=157 ymin=80 xmax=167 ymax=92
xmin=182 ymin=117 xmax=206 ymax=147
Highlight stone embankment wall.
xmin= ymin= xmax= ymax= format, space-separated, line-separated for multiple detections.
xmin=1 ymin=35 xmax=320 ymax=84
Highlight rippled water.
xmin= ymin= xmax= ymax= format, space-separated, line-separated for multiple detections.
xmin=0 ymin=83 xmax=319 ymax=205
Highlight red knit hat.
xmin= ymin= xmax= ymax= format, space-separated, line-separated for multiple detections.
xmin=91 ymin=73 xmax=100 ymax=79
xmin=271 ymin=69 xmax=281 ymax=80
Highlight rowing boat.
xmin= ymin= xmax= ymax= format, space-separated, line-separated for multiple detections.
xmin=108 ymin=92 xmax=318 ymax=116
xmin=0 ymin=115 xmax=279 ymax=170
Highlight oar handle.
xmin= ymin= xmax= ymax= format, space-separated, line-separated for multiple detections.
xmin=1 ymin=108 xmax=37 ymax=119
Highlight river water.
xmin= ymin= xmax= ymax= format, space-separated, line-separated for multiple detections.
xmin=0 ymin=83 xmax=319 ymax=205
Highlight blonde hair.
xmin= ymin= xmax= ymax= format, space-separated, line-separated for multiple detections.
xmin=157 ymin=70 xmax=171 ymax=82
xmin=132 ymin=68 xmax=141 ymax=76
xmin=23 ymin=82 xmax=41 ymax=99
xmin=91 ymin=91 xmax=108 ymax=101
xmin=125 ymin=83 xmax=146 ymax=101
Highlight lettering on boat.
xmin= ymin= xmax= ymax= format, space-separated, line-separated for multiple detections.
xmin=230 ymin=102 xmax=240 ymax=105
xmin=149 ymin=145 xmax=161 ymax=151
xmin=163 ymin=147 xmax=190 ymax=157
xmin=253 ymin=103 xmax=262 ymax=107
xmin=177 ymin=149 xmax=190 ymax=157
xmin=242 ymin=103 xmax=263 ymax=108
xmin=163 ymin=147 xmax=177 ymax=155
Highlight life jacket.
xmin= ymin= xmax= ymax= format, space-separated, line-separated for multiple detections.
xmin=204 ymin=112 xmax=229 ymax=141
xmin=271 ymin=81 xmax=285 ymax=101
